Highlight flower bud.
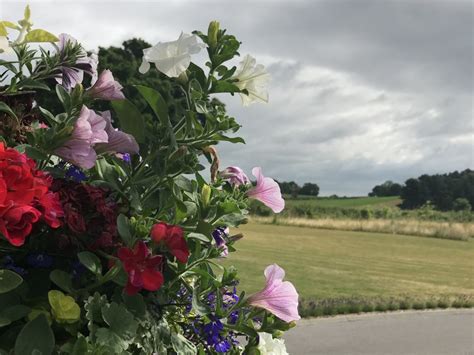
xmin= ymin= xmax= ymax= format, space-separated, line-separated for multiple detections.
xmin=208 ymin=21 xmax=220 ymax=49
xmin=201 ymin=184 xmax=211 ymax=207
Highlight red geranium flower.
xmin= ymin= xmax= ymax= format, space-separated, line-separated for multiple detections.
xmin=118 ymin=241 xmax=164 ymax=295
xmin=0 ymin=143 xmax=63 ymax=246
xmin=151 ymin=222 xmax=189 ymax=263
xmin=0 ymin=205 xmax=41 ymax=246
xmin=36 ymin=192 xmax=65 ymax=228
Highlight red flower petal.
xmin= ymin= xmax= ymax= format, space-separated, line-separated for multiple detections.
xmin=141 ymin=268 xmax=164 ymax=292
xmin=151 ymin=222 xmax=168 ymax=243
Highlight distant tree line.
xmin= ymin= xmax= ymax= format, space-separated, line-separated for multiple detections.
xmin=369 ymin=170 xmax=474 ymax=211
xmin=277 ymin=181 xmax=320 ymax=197
xmin=368 ymin=181 xmax=402 ymax=197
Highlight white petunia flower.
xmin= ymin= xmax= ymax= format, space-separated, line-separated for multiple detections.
xmin=139 ymin=32 xmax=204 ymax=77
xmin=233 ymin=54 xmax=270 ymax=106
xmin=0 ymin=36 xmax=11 ymax=54
xmin=257 ymin=332 xmax=289 ymax=355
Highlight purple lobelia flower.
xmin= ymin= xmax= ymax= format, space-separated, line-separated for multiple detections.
xmin=248 ymin=264 xmax=300 ymax=323
xmin=203 ymin=317 xmax=232 ymax=353
xmin=65 ymin=165 xmax=87 ymax=182
xmin=212 ymin=226 xmax=229 ymax=258
xmin=26 ymin=253 xmax=54 ymax=268
xmin=1 ymin=256 xmax=26 ymax=276
xmin=246 ymin=167 xmax=285 ymax=213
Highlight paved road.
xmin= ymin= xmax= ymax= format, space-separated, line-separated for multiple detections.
xmin=284 ymin=309 xmax=474 ymax=355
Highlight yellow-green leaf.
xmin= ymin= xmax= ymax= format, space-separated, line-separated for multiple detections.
xmin=0 ymin=23 xmax=7 ymax=37
xmin=1 ymin=21 xmax=21 ymax=31
xmin=48 ymin=290 xmax=80 ymax=323
xmin=24 ymin=29 xmax=59 ymax=43
xmin=24 ymin=5 xmax=31 ymax=21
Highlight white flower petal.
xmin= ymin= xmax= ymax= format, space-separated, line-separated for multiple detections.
xmin=0 ymin=36 xmax=12 ymax=54
xmin=139 ymin=32 xmax=203 ymax=77
xmin=139 ymin=59 xmax=150 ymax=74
xmin=233 ymin=54 xmax=270 ymax=106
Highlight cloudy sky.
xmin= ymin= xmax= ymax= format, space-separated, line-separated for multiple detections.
xmin=2 ymin=0 xmax=473 ymax=195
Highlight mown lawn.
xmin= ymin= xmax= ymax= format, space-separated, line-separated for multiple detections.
xmin=284 ymin=196 xmax=401 ymax=209
xmin=223 ymin=223 xmax=474 ymax=300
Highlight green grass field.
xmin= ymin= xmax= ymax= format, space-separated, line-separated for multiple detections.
xmin=224 ymin=223 xmax=474 ymax=301
xmin=284 ymin=196 xmax=401 ymax=209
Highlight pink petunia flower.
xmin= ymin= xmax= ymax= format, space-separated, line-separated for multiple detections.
xmin=220 ymin=166 xmax=250 ymax=187
xmin=87 ymin=69 xmax=125 ymax=101
xmin=54 ymin=106 xmax=108 ymax=169
xmin=248 ymin=264 xmax=300 ymax=323
xmin=246 ymin=167 xmax=285 ymax=213
xmin=95 ymin=111 xmax=139 ymax=155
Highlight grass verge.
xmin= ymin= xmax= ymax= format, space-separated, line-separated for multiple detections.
xmin=299 ymin=294 xmax=474 ymax=318
xmin=223 ymin=222 xmax=474 ymax=318
xmin=251 ymin=216 xmax=473 ymax=241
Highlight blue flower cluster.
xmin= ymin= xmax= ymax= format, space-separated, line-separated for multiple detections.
xmin=65 ymin=165 xmax=87 ymax=182
xmin=1 ymin=256 xmax=26 ymax=276
xmin=180 ymin=286 xmax=241 ymax=353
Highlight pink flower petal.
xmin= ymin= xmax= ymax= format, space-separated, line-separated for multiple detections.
xmin=248 ymin=264 xmax=300 ymax=323
xmin=246 ymin=167 xmax=285 ymax=213
xmin=88 ymin=69 xmax=125 ymax=101
xmin=95 ymin=111 xmax=139 ymax=154
xmin=220 ymin=166 xmax=250 ymax=186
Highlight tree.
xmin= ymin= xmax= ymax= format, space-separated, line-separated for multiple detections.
xmin=300 ymin=182 xmax=319 ymax=196
xmin=400 ymin=170 xmax=474 ymax=211
xmin=453 ymin=198 xmax=472 ymax=212
xmin=278 ymin=181 xmax=300 ymax=197
xmin=369 ymin=180 xmax=402 ymax=197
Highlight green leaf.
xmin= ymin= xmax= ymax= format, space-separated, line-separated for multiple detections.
xmin=0 ymin=317 xmax=10 ymax=328
xmin=188 ymin=63 xmax=207 ymax=88
xmin=122 ymin=293 xmax=146 ymax=319
xmin=95 ymin=328 xmax=129 ymax=353
xmin=17 ymin=78 xmax=50 ymax=91
xmin=71 ymin=336 xmax=88 ymax=355
xmin=0 ymin=21 xmax=21 ymax=30
xmin=1 ymin=305 xmax=30 ymax=323
xmin=0 ymin=102 xmax=19 ymax=122
xmin=84 ymin=293 xmax=108 ymax=323
xmin=14 ymin=314 xmax=55 ymax=355
xmin=217 ymin=212 xmax=248 ymax=227
xmin=101 ymin=303 xmax=138 ymax=339
xmin=0 ymin=23 xmax=7 ymax=37
xmin=211 ymin=133 xmax=245 ymax=144
xmin=24 ymin=5 xmax=31 ymax=20
xmin=24 ymin=29 xmax=59 ymax=43
xmin=49 ymin=270 xmax=73 ymax=293
xmin=55 ymin=84 xmax=71 ymax=109
xmin=211 ymin=80 xmax=241 ymax=94
xmin=0 ymin=269 xmax=23 ymax=294
xmin=48 ymin=290 xmax=80 ymax=323
xmin=187 ymin=232 xmax=212 ymax=243
xmin=171 ymin=333 xmax=197 ymax=355
xmin=25 ymin=146 xmax=49 ymax=161
xmin=192 ymin=287 xmax=211 ymax=316
xmin=78 ymin=251 xmax=102 ymax=275
xmin=134 ymin=85 xmax=169 ymax=125
xmin=116 ymin=214 xmax=133 ymax=246
xmin=111 ymin=99 xmax=145 ymax=143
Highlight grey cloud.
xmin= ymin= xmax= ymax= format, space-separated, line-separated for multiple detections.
xmin=2 ymin=0 xmax=472 ymax=195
